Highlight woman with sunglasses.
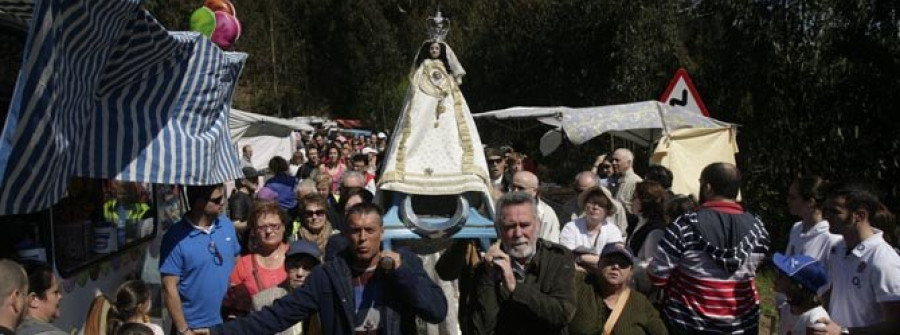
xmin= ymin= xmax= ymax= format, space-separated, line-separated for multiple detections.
xmin=296 ymin=193 xmax=339 ymax=259
xmin=224 ymin=202 xmax=290 ymax=318
xmin=569 ymin=244 xmax=666 ymax=335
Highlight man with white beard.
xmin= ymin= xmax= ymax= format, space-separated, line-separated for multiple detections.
xmin=469 ymin=192 xmax=576 ymax=335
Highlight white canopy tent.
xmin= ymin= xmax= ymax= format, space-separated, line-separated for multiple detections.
xmin=229 ymin=109 xmax=314 ymax=170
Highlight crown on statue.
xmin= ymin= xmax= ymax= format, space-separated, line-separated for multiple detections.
xmin=426 ymin=9 xmax=450 ymax=42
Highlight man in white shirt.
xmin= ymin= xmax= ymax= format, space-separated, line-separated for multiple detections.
xmin=240 ymin=145 xmax=254 ymax=169
xmin=610 ymin=148 xmax=643 ymax=214
xmin=510 ymin=171 xmax=561 ymax=243
xmin=812 ymin=183 xmax=900 ymax=335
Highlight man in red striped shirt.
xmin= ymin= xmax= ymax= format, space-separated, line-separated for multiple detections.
xmin=647 ymin=162 xmax=770 ymax=334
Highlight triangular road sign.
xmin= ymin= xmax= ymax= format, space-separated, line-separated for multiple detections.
xmin=659 ymin=68 xmax=709 ymax=116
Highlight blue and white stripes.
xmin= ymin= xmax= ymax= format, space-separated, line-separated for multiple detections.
xmin=0 ymin=0 xmax=247 ymax=214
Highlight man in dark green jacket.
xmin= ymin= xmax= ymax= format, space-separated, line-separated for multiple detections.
xmin=469 ymin=192 xmax=576 ymax=335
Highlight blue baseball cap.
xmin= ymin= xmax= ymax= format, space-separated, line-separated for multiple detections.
xmin=773 ymin=253 xmax=828 ymax=294
xmin=287 ymin=240 xmax=321 ymax=261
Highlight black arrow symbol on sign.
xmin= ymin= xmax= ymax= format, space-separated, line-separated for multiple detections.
xmin=669 ymin=89 xmax=688 ymax=107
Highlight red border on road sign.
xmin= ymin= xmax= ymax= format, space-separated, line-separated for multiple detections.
xmin=659 ymin=68 xmax=710 ymax=117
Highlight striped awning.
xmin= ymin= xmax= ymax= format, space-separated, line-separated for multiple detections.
xmin=0 ymin=0 xmax=247 ymax=214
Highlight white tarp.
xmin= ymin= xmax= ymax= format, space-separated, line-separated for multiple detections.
xmin=473 ymin=107 xmax=562 ymax=127
xmin=236 ymin=136 xmax=298 ymax=171
xmin=229 ymin=108 xmax=314 ymax=140
xmin=229 ymin=109 xmax=311 ymax=170
xmin=475 ymin=101 xmax=732 ymax=147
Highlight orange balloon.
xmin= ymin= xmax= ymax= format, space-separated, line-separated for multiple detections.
xmin=204 ymin=0 xmax=235 ymax=16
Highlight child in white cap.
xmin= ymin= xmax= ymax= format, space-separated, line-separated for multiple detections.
xmin=773 ymin=253 xmax=830 ymax=334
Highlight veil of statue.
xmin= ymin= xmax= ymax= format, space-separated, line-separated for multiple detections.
xmin=377 ymin=10 xmax=494 ymax=241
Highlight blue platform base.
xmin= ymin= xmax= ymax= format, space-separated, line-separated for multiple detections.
xmin=381 ymin=193 xmax=496 ymax=251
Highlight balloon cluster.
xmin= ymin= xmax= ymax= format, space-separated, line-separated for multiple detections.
xmin=190 ymin=0 xmax=241 ymax=49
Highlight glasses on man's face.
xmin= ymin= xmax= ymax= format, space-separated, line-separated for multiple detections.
xmin=487 ymin=158 xmax=503 ymax=165
xmin=208 ymin=240 xmax=223 ymax=265
xmin=304 ymin=209 xmax=327 ymax=217
xmin=256 ymin=224 xmax=283 ymax=233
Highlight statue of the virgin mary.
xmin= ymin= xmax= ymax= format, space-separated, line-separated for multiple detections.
xmin=378 ymin=10 xmax=494 ymax=239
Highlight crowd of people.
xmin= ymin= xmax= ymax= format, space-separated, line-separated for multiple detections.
xmin=1 ymin=128 xmax=899 ymax=335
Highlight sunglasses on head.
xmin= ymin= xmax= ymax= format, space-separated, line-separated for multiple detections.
xmin=304 ymin=209 xmax=327 ymax=217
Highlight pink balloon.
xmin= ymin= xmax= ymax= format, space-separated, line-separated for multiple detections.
xmin=211 ymin=11 xmax=241 ymax=49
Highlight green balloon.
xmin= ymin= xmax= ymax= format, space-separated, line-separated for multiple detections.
xmin=190 ymin=7 xmax=216 ymax=38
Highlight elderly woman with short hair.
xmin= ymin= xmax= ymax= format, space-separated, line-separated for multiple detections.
xmin=559 ymin=186 xmax=625 ymax=271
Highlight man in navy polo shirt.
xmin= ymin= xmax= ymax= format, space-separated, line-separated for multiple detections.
xmin=208 ymin=203 xmax=447 ymax=334
xmin=160 ymin=184 xmax=240 ymax=335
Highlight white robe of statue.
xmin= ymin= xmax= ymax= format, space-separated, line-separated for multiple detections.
xmin=379 ymin=42 xmax=491 ymax=197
